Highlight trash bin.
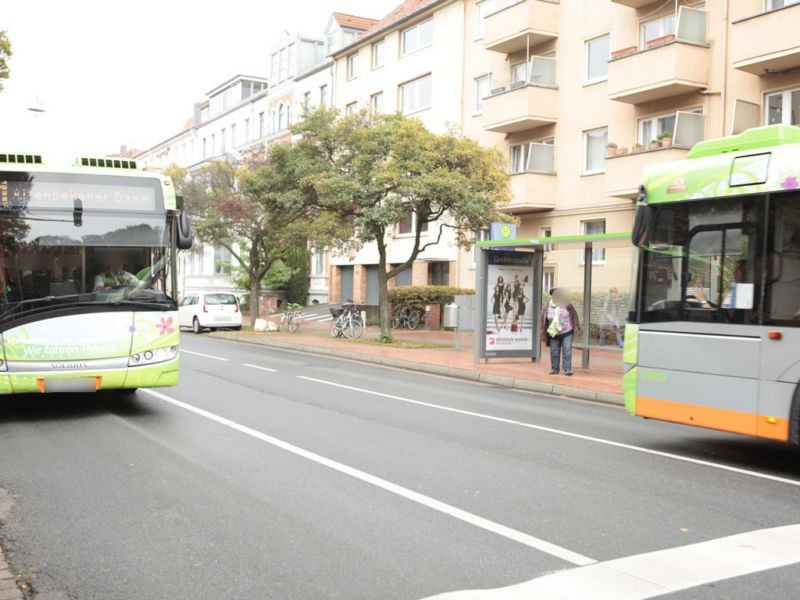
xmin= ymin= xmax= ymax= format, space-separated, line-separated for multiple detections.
xmin=443 ymin=302 xmax=458 ymax=329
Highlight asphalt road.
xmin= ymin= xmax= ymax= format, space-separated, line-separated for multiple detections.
xmin=0 ymin=334 xmax=798 ymax=599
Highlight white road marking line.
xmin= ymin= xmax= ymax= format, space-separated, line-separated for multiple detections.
xmin=180 ymin=349 xmax=229 ymax=362
xmin=298 ymin=376 xmax=800 ymax=488
xmin=422 ymin=523 xmax=800 ymax=600
xmin=141 ymin=388 xmax=594 ymax=566
xmin=243 ymin=363 xmax=278 ymax=373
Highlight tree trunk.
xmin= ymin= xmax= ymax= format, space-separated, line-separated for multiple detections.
xmin=378 ymin=260 xmax=391 ymax=339
xmin=250 ymin=276 xmax=260 ymax=328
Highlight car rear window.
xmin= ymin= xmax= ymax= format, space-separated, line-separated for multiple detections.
xmin=205 ymin=294 xmax=238 ymax=305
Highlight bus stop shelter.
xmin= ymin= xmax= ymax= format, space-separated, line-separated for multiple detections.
xmin=474 ymin=232 xmax=632 ymax=368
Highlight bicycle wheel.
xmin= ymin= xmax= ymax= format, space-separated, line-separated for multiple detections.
xmin=344 ymin=317 xmax=364 ymax=339
xmin=407 ymin=310 xmax=421 ymax=330
xmin=288 ymin=313 xmax=300 ymax=333
xmin=391 ymin=310 xmax=402 ymax=329
xmin=330 ymin=319 xmax=341 ymax=338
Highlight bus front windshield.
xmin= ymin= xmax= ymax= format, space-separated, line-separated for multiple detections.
xmin=637 ymin=192 xmax=800 ymax=325
xmin=0 ymin=211 xmax=174 ymax=322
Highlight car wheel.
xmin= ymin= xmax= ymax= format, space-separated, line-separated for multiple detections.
xmin=232 ymin=325 xmax=242 ymax=331
xmin=192 ymin=317 xmax=202 ymax=334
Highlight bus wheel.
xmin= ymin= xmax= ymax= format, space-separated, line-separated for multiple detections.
xmin=192 ymin=318 xmax=203 ymax=334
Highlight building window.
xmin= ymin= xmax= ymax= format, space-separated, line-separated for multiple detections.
xmin=211 ymin=133 xmax=216 ymax=155
xmin=640 ymin=14 xmax=675 ymax=49
xmin=474 ymin=0 xmax=495 ymax=39
xmin=258 ymin=112 xmax=265 ymax=138
xmin=768 ymin=0 xmax=800 ymax=9
xmin=396 ymin=208 xmax=429 ymax=236
xmin=303 ymin=91 xmax=311 ymax=112
xmin=400 ymin=74 xmax=432 ymax=115
xmin=766 ymin=87 xmax=800 ymax=126
xmin=214 ymin=246 xmax=232 ymax=275
xmin=244 ymin=118 xmax=250 ymax=142
xmin=347 ymin=52 xmax=360 ymax=80
xmin=372 ymin=40 xmax=385 ymax=68
xmin=582 ymin=219 xmax=606 ymax=264
xmin=639 ymin=108 xmax=705 ymax=146
xmin=472 ymin=229 xmax=489 ymax=267
xmin=583 ymin=126 xmax=608 ymax=174
xmin=312 ymin=249 xmax=325 ymax=275
xmin=278 ymin=104 xmax=287 ymax=130
xmin=540 ymin=227 xmax=553 ymax=251
xmin=510 ymin=144 xmax=528 ymax=173
xmin=220 ymin=128 xmax=226 ymax=152
xmin=370 ymin=92 xmax=384 ymax=115
xmin=585 ymin=34 xmax=610 ymax=83
xmin=401 ymin=19 xmax=433 ymax=55
xmin=543 ymin=268 xmax=555 ymax=294
xmin=320 ymin=84 xmax=328 ymax=107
xmin=473 ymin=74 xmax=491 ymax=113
xmin=202 ymin=138 xmax=207 ymax=159
xmin=429 ymin=261 xmax=450 ymax=286
xmin=346 ymin=102 xmax=358 ymax=116
xmin=231 ymin=123 xmax=237 ymax=147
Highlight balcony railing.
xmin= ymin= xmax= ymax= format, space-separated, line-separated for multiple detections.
xmin=731 ymin=3 xmax=800 ymax=75
xmin=483 ymin=57 xmax=557 ymax=133
xmin=484 ymin=0 xmax=559 ymax=55
xmin=604 ymin=112 xmax=706 ymax=198
xmin=505 ymin=143 xmax=556 ymax=213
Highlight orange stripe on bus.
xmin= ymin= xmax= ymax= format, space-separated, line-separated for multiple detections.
xmin=636 ymin=396 xmax=789 ymax=442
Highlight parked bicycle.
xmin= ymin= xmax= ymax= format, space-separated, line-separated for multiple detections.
xmin=330 ymin=302 xmax=364 ymax=339
xmin=278 ymin=302 xmax=302 ymax=333
xmin=391 ymin=306 xmax=421 ymax=330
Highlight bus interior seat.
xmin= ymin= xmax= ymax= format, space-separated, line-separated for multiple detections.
xmin=50 ymin=281 xmax=79 ymax=297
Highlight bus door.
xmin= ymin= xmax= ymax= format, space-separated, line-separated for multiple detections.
xmin=758 ymin=193 xmax=800 ymax=442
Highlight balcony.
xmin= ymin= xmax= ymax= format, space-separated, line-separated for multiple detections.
xmin=506 ymin=143 xmax=556 ymax=213
xmin=484 ymin=0 xmax=559 ymax=55
xmin=731 ymin=4 xmax=800 ymax=75
xmin=604 ymin=147 xmax=690 ymax=199
xmin=483 ymin=57 xmax=557 ymax=133
xmin=608 ymin=41 xmax=709 ymax=104
xmin=605 ymin=111 xmax=705 ymax=198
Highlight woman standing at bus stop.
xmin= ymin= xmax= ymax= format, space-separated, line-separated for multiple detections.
xmin=540 ymin=288 xmax=580 ymax=376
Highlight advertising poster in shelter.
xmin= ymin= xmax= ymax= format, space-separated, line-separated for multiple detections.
xmin=485 ymin=251 xmax=535 ymax=357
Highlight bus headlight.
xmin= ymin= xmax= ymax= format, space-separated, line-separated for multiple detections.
xmin=129 ymin=345 xmax=178 ymax=367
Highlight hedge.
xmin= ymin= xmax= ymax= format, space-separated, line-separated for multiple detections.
xmin=389 ymin=285 xmax=475 ymax=313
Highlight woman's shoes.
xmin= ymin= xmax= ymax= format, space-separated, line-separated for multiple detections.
xmin=548 ymin=370 xmax=559 ymax=375
xmin=565 ymin=371 xmax=574 ymax=376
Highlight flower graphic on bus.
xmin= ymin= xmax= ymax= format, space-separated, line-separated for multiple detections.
xmin=781 ymin=176 xmax=799 ymax=190
xmin=157 ymin=316 xmax=175 ymax=336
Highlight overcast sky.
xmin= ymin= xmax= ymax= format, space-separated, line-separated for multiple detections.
xmin=0 ymin=0 xmax=398 ymax=163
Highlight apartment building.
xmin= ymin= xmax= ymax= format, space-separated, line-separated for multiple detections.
xmin=134 ymin=12 xmax=376 ymax=301
xmin=324 ymin=0 xmax=800 ymax=306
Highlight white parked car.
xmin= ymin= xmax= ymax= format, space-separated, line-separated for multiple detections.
xmin=179 ymin=292 xmax=242 ymax=333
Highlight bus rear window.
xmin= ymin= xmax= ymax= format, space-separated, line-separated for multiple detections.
xmin=205 ymin=294 xmax=237 ymax=305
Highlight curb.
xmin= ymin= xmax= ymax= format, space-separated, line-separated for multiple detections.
xmin=0 ymin=548 xmax=22 ymax=600
xmin=209 ymin=332 xmax=624 ymax=406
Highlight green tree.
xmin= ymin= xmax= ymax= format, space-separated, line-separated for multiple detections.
xmin=290 ymin=108 xmax=510 ymax=340
xmin=175 ymin=148 xmax=327 ymax=327
xmin=0 ymin=31 xmax=11 ymax=92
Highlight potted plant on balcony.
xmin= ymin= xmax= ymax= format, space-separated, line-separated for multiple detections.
xmin=646 ymin=33 xmax=676 ymax=49
xmin=659 ymin=131 xmax=673 ymax=147
xmin=649 ymin=139 xmax=661 ymax=150
xmin=606 ymin=142 xmax=618 ymax=157
xmin=632 ymin=142 xmax=644 ymax=153
xmin=617 ymin=146 xmax=629 ymax=155
xmin=611 ymin=46 xmax=637 ymax=60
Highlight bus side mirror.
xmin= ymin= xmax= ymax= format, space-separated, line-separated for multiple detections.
xmin=176 ymin=195 xmax=193 ymax=250
xmin=631 ymin=204 xmax=655 ymax=247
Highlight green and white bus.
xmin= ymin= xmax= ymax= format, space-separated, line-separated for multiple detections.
xmin=0 ymin=154 xmax=192 ymax=394
xmin=625 ymin=125 xmax=800 ymax=444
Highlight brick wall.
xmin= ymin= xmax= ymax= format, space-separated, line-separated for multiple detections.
xmin=425 ymin=303 xmax=441 ymax=330
xmin=412 ymin=261 xmax=428 ymax=286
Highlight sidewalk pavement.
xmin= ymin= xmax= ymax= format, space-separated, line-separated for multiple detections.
xmin=212 ymin=318 xmax=624 ymax=405
xmin=0 ymin=549 xmax=22 ymax=600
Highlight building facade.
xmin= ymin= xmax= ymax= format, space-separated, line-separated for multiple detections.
xmin=134 ymin=13 xmax=376 ymax=302
xmin=322 ymin=0 xmax=800 ymax=311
